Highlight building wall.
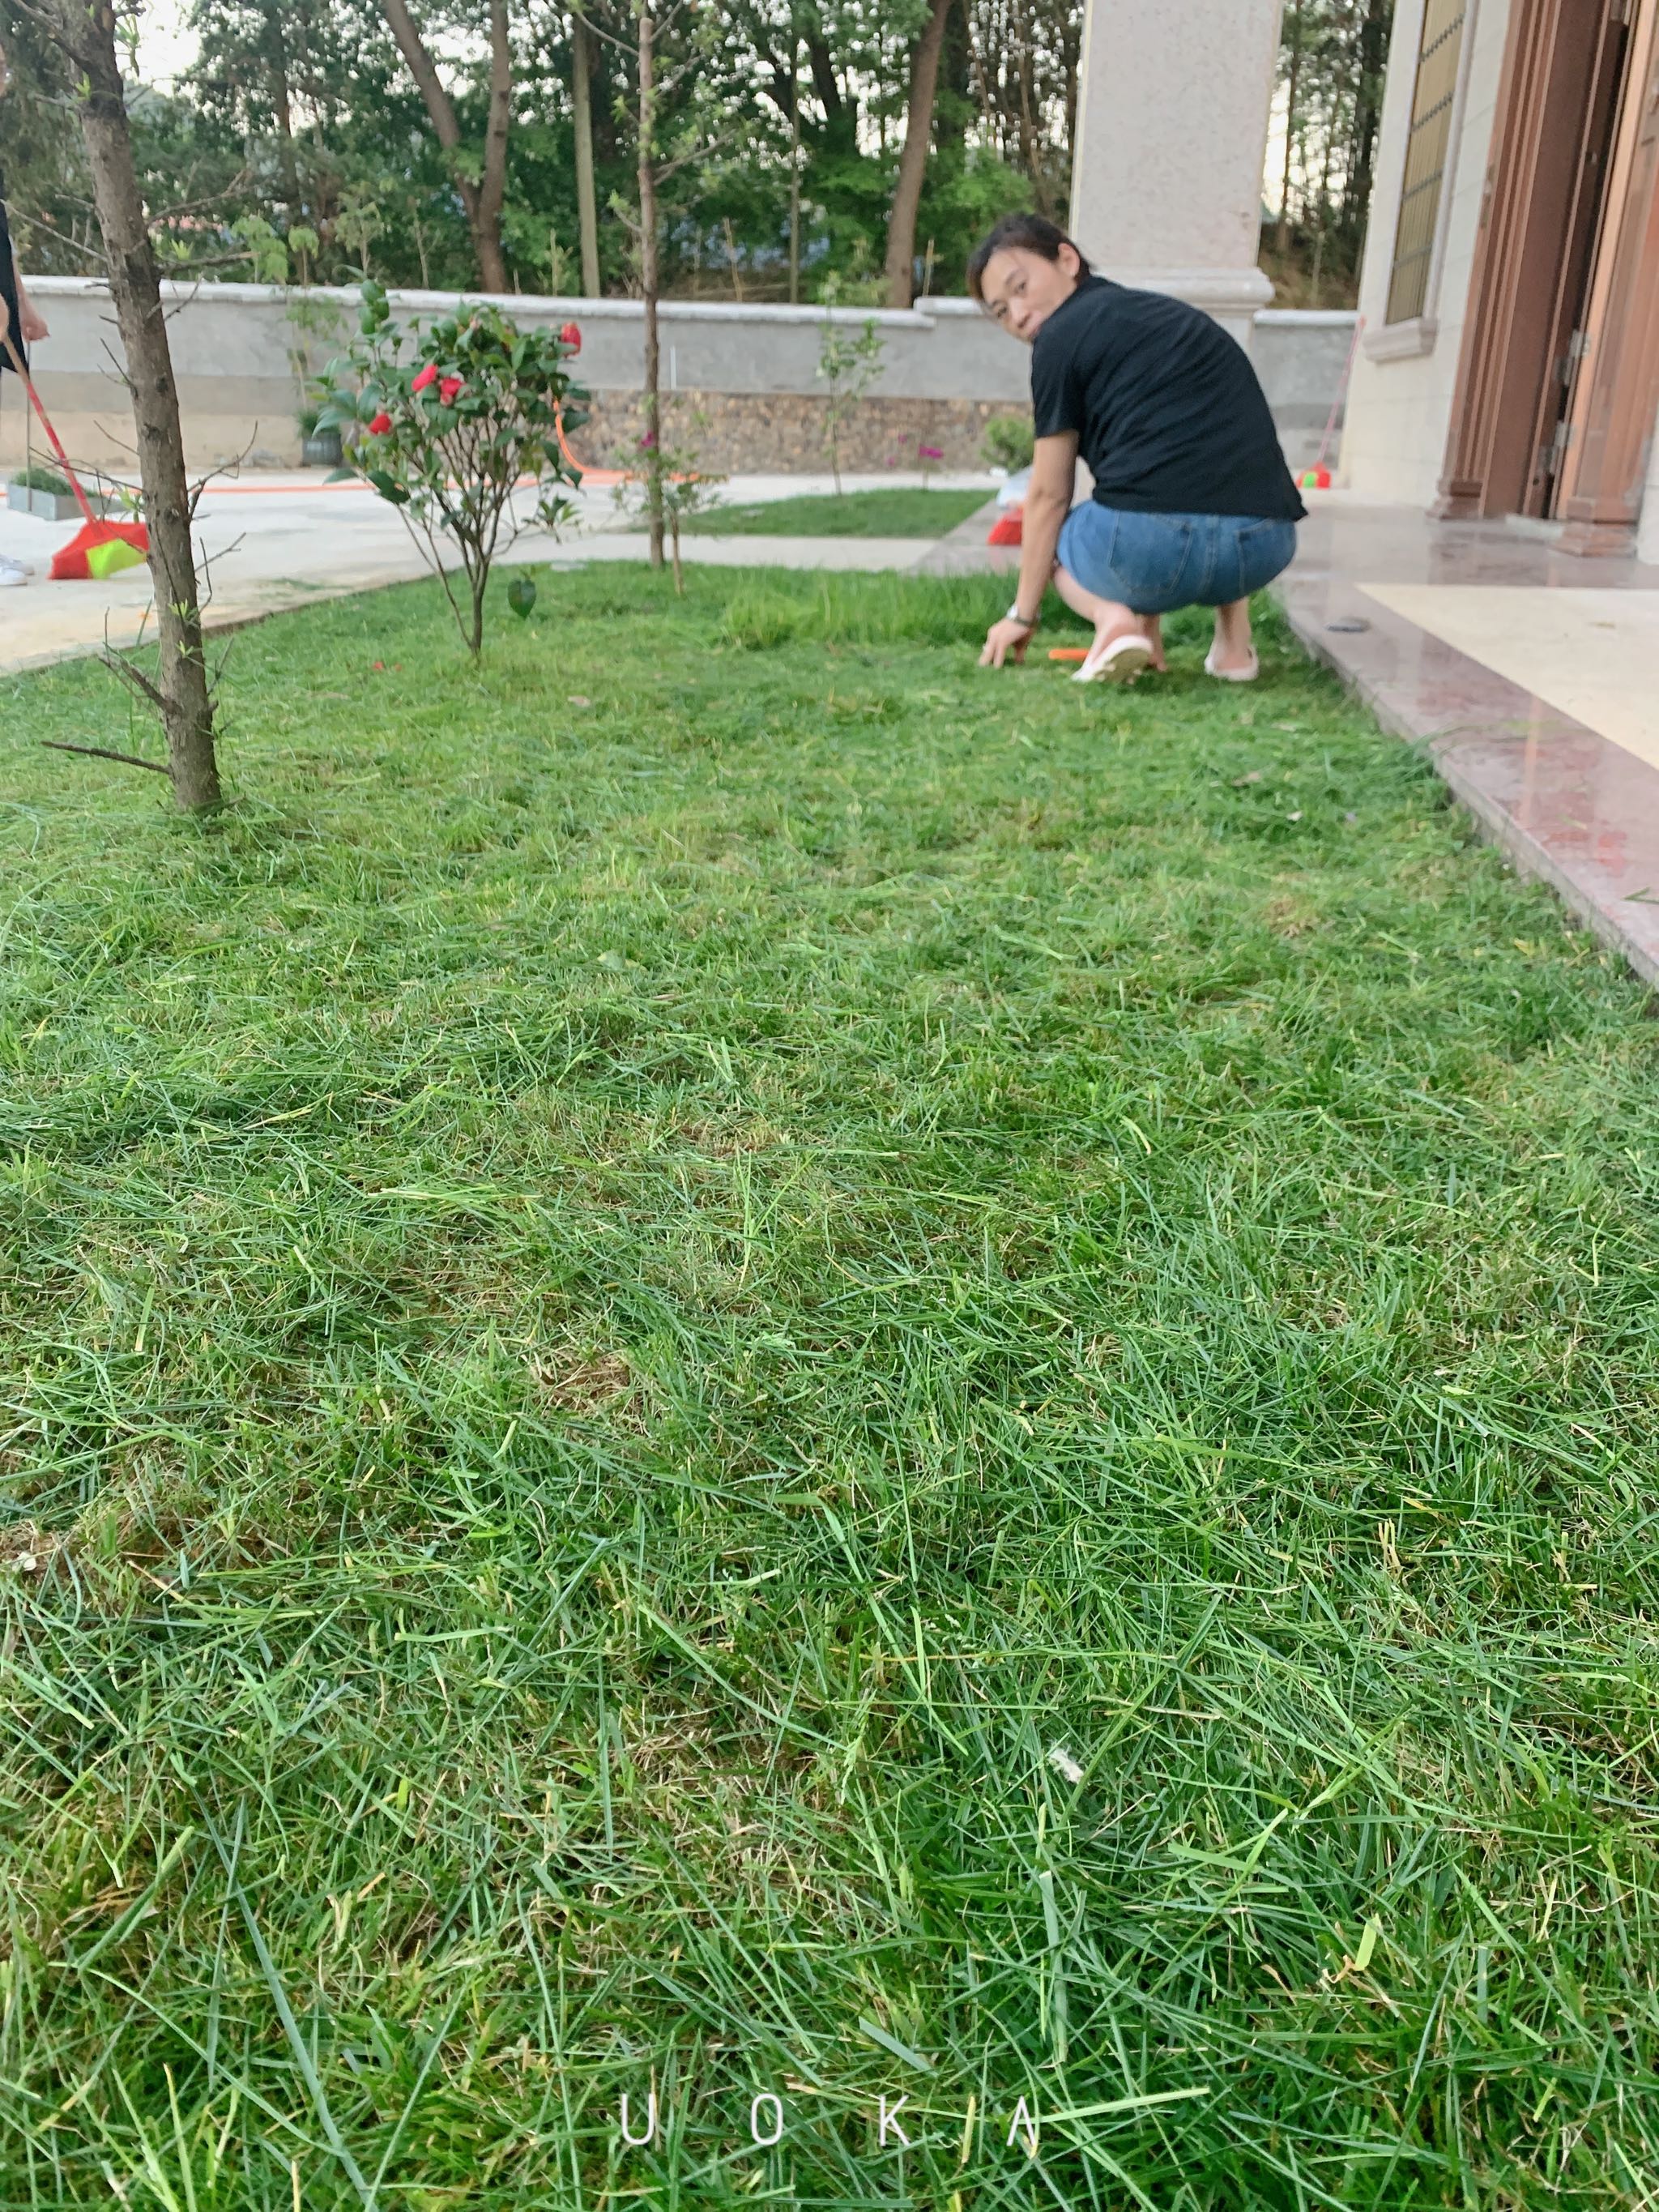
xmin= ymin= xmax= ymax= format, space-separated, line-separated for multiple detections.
xmin=2 ymin=277 xmax=1354 ymax=478
xmin=1640 ymin=394 xmax=1659 ymax=566
xmin=1341 ymin=0 xmax=1513 ymax=504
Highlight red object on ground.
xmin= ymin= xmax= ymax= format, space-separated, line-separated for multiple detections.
xmin=412 ymin=362 xmax=440 ymax=393
xmin=1299 ymin=464 xmax=1333 ymax=490
xmin=560 ymin=321 xmax=582 ymax=352
xmin=987 ymin=510 xmax=1024 ymax=545
xmin=2 ymin=331 xmax=150 ymax=580
xmin=1047 ymin=647 xmax=1090 ymax=661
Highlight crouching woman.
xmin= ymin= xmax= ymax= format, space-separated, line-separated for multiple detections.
xmin=972 ymin=215 xmax=1304 ymax=685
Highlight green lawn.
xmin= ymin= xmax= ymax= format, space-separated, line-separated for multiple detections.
xmin=686 ymin=485 xmax=992 ymax=536
xmin=4 ymin=564 xmax=1659 ymax=2209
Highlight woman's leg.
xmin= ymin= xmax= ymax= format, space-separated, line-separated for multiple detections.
xmin=1209 ymin=596 xmax=1256 ymax=673
xmin=1051 ymin=562 xmax=1156 ymax=660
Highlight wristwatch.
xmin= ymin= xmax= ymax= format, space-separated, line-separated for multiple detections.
xmin=1005 ymin=601 xmax=1037 ymax=629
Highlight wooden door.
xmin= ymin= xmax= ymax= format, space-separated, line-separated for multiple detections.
xmin=1435 ymin=0 xmax=1630 ymax=520
xmin=1554 ymin=0 xmax=1659 ymax=551
xmin=1523 ymin=6 xmax=1632 ymax=514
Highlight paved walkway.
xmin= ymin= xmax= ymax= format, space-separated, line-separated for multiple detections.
xmin=0 ymin=469 xmax=997 ymax=677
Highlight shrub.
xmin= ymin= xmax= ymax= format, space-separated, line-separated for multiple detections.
xmin=10 ymin=464 xmax=73 ymax=495
xmin=981 ymin=412 xmax=1035 ymax=472
xmin=316 ymin=284 xmax=588 ymax=657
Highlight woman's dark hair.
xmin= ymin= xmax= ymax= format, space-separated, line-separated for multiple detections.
xmin=966 ymin=214 xmax=1091 ymax=301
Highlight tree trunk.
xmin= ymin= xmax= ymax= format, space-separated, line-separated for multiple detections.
xmin=48 ymin=0 xmax=220 ymax=812
xmin=478 ymin=0 xmax=513 ymax=292
xmin=637 ymin=6 xmax=664 ymax=569
xmin=788 ymin=44 xmax=801 ymax=305
xmin=933 ymin=0 xmax=971 ymax=159
xmin=572 ymin=13 xmax=601 ymax=296
xmin=1276 ymin=0 xmax=1302 ymax=256
xmin=807 ymin=34 xmax=855 ymax=159
xmin=885 ymin=0 xmax=954 ymax=309
xmin=262 ymin=3 xmax=302 ymax=213
xmin=378 ymin=0 xmax=509 ymax=292
xmin=1346 ymin=0 xmax=1392 ymax=263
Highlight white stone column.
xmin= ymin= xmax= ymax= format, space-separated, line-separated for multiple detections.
xmin=1068 ymin=0 xmax=1283 ymax=352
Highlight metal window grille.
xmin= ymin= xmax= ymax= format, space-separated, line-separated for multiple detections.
xmin=1387 ymin=0 xmax=1467 ymax=322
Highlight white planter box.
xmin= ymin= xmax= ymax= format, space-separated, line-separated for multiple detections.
xmin=6 ymin=480 xmax=115 ymax=522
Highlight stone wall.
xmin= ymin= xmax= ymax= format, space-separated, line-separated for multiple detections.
xmin=580 ymin=391 xmax=1016 ymax=474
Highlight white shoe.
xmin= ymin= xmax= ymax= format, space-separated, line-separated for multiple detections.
xmin=1204 ymin=643 xmax=1259 ymax=682
xmin=0 ymin=555 xmax=32 ymax=588
xmin=1073 ymin=630 xmax=1153 ymax=684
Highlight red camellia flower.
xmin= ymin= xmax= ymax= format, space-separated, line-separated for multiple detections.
xmin=411 ymin=362 xmax=440 ymax=393
xmin=560 ymin=321 xmax=582 ymax=353
xmin=367 ymin=411 xmax=393 ymax=435
xmin=438 ymin=376 xmax=464 ymax=404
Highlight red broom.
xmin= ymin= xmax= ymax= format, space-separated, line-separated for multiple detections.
xmin=2 ymin=333 xmax=149 ymax=579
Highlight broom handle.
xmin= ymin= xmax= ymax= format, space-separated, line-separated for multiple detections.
xmin=2 ymin=332 xmax=98 ymax=526
xmin=1311 ymin=314 xmax=1364 ymax=476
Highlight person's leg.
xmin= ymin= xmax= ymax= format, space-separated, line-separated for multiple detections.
xmin=1203 ymin=520 xmax=1299 ymax=679
xmin=1051 ymin=559 xmax=1154 ymax=659
xmin=1209 ymin=596 xmax=1255 ymax=673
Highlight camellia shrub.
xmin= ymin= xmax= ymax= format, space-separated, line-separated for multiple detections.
xmin=315 ymin=284 xmax=590 ymax=656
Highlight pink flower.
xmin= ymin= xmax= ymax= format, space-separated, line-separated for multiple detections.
xmin=919 ymin=445 xmax=945 ymax=460
xmin=367 ymin=410 xmax=393 ymax=435
xmin=411 ymin=362 xmax=440 ymax=393
xmin=560 ymin=320 xmax=582 ymax=352
xmin=438 ymin=376 xmax=464 ymax=404
xmin=638 ymin=431 xmax=658 ymax=450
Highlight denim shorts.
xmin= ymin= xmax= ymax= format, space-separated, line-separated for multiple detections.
xmin=1056 ymin=503 xmax=1298 ymax=615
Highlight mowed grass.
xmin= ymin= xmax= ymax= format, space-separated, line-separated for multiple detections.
xmin=3 ymin=562 xmax=1659 ymax=2210
xmin=686 ymin=485 xmax=991 ymax=536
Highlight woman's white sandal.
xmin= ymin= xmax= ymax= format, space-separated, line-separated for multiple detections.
xmin=1203 ymin=645 xmax=1259 ymax=682
xmin=1073 ymin=632 xmax=1154 ymax=685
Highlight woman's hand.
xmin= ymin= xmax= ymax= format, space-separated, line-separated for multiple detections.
xmin=19 ymin=295 xmax=48 ymax=345
xmin=980 ymin=615 xmax=1034 ymax=668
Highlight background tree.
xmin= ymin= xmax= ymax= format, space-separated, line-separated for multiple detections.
xmin=884 ymin=0 xmax=953 ymax=308
xmin=378 ymin=0 xmax=514 ymax=290
xmin=1263 ymin=0 xmax=1393 ymax=306
xmin=2 ymin=0 xmax=1392 ymax=315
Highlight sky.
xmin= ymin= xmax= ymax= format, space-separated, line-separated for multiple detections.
xmin=134 ymin=1 xmax=197 ymax=92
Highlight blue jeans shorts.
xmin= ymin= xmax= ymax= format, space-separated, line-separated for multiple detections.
xmin=1056 ymin=504 xmax=1298 ymax=615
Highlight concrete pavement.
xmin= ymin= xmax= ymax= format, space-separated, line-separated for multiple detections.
xmin=0 ymin=470 xmax=999 ymax=677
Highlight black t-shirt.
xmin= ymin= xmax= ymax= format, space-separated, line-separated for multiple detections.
xmin=0 ymin=165 xmax=21 ymax=374
xmin=1030 ymin=276 xmax=1305 ymax=522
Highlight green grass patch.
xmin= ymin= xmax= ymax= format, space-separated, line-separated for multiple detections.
xmin=4 ymin=562 xmax=1659 ymax=2208
xmin=686 ymin=485 xmax=992 ymax=536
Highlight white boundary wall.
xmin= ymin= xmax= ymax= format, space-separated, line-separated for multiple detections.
xmin=3 ymin=277 xmax=1355 ymax=472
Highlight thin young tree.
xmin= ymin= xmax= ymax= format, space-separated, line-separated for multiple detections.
xmin=28 ymin=0 xmax=220 ymax=810
xmin=585 ymin=0 xmax=717 ymax=570
xmin=636 ymin=1 xmax=663 ymax=564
